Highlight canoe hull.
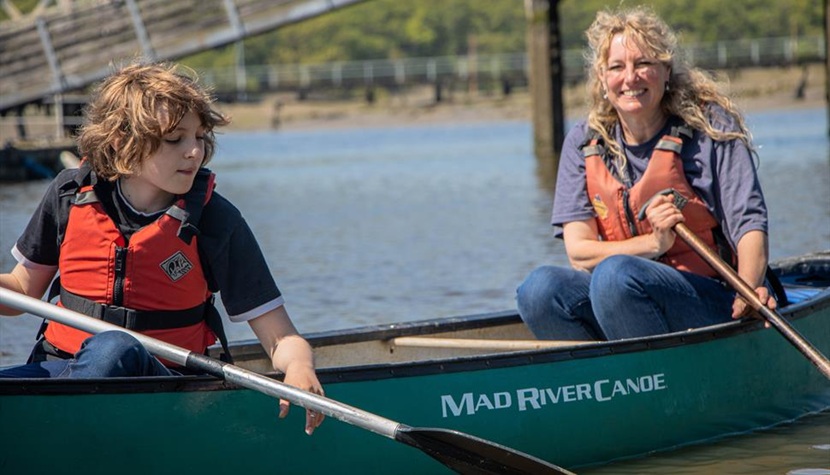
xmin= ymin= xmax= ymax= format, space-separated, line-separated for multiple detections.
xmin=2 ymin=255 xmax=829 ymax=473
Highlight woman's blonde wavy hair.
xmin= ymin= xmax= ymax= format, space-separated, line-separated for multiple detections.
xmin=77 ymin=61 xmax=230 ymax=181
xmin=584 ymin=6 xmax=752 ymax=165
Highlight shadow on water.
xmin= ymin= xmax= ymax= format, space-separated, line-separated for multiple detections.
xmin=580 ymin=410 xmax=830 ymax=474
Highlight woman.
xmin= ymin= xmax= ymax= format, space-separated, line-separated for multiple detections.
xmin=517 ymin=6 xmax=775 ymax=341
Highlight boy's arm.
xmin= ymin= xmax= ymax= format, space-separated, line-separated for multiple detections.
xmin=247 ymin=305 xmax=324 ymax=435
xmin=0 ymin=264 xmax=56 ymax=315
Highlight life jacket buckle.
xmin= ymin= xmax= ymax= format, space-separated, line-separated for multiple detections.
xmin=637 ymin=188 xmax=688 ymax=221
xmin=100 ymin=305 xmax=136 ymax=329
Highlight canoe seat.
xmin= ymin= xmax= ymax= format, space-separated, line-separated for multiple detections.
xmin=785 ymin=287 xmax=823 ymax=304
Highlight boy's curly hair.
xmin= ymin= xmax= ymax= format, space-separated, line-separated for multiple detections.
xmin=77 ymin=61 xmax=230 ymax=181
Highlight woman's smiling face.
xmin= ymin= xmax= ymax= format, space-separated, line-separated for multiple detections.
xmin=602 ymin=33 xmax=671 ymax=122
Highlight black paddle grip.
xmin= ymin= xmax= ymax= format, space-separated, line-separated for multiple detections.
xmin=185 ymin=352 xmax=228 ymax=378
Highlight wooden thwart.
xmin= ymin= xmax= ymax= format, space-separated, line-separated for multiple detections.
xmin=390 ymin=336 xmax=595 ymax=351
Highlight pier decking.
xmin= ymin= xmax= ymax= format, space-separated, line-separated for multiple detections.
xmin=0 ymin=0 xmax=367 ymax=113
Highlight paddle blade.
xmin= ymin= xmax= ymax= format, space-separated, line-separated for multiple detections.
xmin=395 ymin=426 xmax=574 ymax=475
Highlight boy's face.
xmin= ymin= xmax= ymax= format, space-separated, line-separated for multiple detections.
xmin=125 ymin=110 xmax=205 ymax=211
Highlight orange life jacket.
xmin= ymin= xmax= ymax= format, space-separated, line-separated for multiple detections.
xmin=583 ymin=125 xmax=733 ymax=277
xmin=44 ymin=166 xmax=221 ymax=358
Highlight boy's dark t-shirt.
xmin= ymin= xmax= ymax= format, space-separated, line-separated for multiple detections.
xmin=13 ymin=168 xmax=282 ymax=322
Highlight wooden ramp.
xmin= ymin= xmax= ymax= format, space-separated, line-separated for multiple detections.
xmin=0 ymin=0 xmax=367 ymax=113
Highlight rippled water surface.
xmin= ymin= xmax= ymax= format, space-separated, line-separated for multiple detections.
xmin=1 ymin=107 xmax=828 ymax=472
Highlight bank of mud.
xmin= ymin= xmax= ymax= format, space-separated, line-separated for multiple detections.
xmin=218 ymin=64 xmax=825 ymax=132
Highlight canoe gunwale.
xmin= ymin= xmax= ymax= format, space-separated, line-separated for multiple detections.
xmin=317 ymin=290 xmax=830 ymax=384
xmin=2 ymin=252 xmax=829 ymax=396
xmin=4 ymin=294 xmax=827 ymax=395
xmin=0 ymin=372 xmax=227 ymax=395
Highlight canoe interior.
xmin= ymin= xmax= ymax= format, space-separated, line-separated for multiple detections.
xmin=227 ymin=311 xmax=540 ymax=374
xmin=221 ymin=251 xmax=830 ymax=375
xmin=2 ymin=251 xmax=827 ymax=383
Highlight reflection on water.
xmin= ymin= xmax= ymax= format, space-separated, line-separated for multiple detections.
xmin=581 ymin=410 xmax=830 ymax=474
xmin=0 ymin=107 xmax=828 ymax=472
xmin=208 ymin=120 xmax=571 ymax=341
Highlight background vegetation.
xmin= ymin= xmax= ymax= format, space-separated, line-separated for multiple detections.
xmin=2 ymin=0 xmax=823 ymax=68
xmin=181 ymin=0 xmax=823 ymax=69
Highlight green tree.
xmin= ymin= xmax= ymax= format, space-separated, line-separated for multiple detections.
xmin=93 ymin=0 xmax=825 ymax=69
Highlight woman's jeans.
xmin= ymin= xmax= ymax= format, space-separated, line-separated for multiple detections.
xmin=517 ymin=255 xmax=736 ymax=340
xmin=0 ymin=331 xmax=176 ymax=378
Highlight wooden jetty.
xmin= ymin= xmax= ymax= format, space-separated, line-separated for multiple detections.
xmin=0 ymin=0 xmax=368 ymax=113
xmin=0 ymin=0 xmax=367 ymax=181
xmin=0 ymin=139 xmax=78 ymax=182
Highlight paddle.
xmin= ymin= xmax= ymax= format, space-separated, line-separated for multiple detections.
xmin=673 ymin=223 xmax=830 ymax=380
xmin=0 ymin=287 xmax=574 ymax=475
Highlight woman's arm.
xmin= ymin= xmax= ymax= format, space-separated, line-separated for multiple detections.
xmin=247 ymin=306 xmax=324 ymax=435
xmin=563 ymin=195 xmax=684 ymax=271
xmin=731 ymin=229 xmax=774 ymax=318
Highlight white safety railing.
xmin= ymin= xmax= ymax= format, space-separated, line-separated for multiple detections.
xmin=198 ymin=35 xmax=824 ymax=94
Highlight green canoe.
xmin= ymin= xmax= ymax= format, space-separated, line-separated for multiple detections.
xmin=1 ymin=252 xmax=829 ymax=474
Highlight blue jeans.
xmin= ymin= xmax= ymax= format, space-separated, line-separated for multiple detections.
xmin=0 ymin=331 xmax=176 ymax=378
xmin=516 ymin=255 xmax=736 ymax=340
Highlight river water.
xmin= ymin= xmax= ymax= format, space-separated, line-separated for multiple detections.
xmin=1 ymin=106 xmax=828 ymax=472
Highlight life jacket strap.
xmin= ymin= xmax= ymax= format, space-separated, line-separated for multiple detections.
xmin=654 ymin=137 xmax=683 ymax=154
xmin=59 ymin=288 xmax=206 ymax=331
xmin=582 ymin=143 xmax=604 ymax=158
xmin=203 ymin=294 xmax=234 ymax=363
xmin=173 ymin=168 xmax=215 ymax=245
xmin=765 ymin=266 xmax=790 ymax=306
xmin=670 ymin=124 xmax=694 ymax=139
xmin=27 ymin=337 xmax=74 ymax=363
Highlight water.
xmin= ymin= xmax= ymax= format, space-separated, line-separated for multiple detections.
xmin=1 ymin=107 xmax=828 ymax=472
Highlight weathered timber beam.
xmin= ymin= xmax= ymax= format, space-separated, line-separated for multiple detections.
xmin=126 ymin=0 xmax=156 ymax=60
xmin=35 ymin=17 xmax=65 ymax=93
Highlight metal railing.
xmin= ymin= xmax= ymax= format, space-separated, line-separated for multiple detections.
xmin=0 ymin=0 xmax=369 ymax=112
xmin=197 ymin=35 xmax=825 ymax=96
xmin=1 ymin=35 xmax=823 ymax=143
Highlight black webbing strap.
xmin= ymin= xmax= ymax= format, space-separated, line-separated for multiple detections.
xmin=59 ymin=288 xmax=206 ymax=331
xmin=58 ymin=288 xmax=233 ymax=362
xmin=669 ymin=124 xmax=694 ymax=140
xmin=172 ymin=168 xmax=214 ymax=245
xmin=766 ymin=266 xmax=790 ymax=307
xmin=203 ymin=296 xmax=234 ymax=363
xmin=32 ymin=276 xmax=64 ymax=341
xmin=27 ymin=337 xmax=74 ymax=363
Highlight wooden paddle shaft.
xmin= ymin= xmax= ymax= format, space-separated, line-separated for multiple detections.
xmin=392 ymin=336 xmax=594 ymax=351
xmin=674 ymin=223 xmax=830 ymax=379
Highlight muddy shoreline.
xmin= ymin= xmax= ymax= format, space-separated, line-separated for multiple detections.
xmin=219 ymin=64 xmax=826 ymax=132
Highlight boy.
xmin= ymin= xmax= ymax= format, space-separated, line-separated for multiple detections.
xmin=0 ymin=61 xmax=323 ymax=435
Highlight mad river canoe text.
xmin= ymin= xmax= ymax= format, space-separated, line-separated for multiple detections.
xmin=441 ymin=373 xmax=667 ymax=417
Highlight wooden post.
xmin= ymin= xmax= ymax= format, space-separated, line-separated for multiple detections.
xmin=223 ymin=0 xmax=248 ymax=102
xmin=234 ymin=41 xmax=247 ymax=102
xmin=467 ymin=34 xmax=478 ymax=96
xmin=524 ymin=0 xmax=565 ymax=186
xmin=53 ymin=93 xmax=64 ymax=140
